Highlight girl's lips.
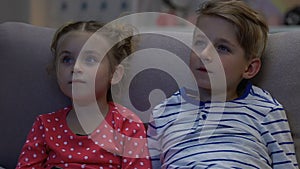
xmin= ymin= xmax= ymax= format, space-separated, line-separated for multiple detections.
xmin=69 ymin=79 xmax=86 ymax=84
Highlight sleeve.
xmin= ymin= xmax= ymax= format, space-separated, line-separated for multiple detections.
xmin=261 ymin=106 xmax=298 ymax=168
xmin=120 ymin=114 xmax=152 ymax=169
xmin=16 ymin=116 xmax=47 ymax=169
xmin=147 ymin=116 xmax=162 ymax=169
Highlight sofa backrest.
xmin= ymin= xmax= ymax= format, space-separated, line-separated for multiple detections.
xmin=253 ymin=31 xmax=300 ymax=165
xmin=0 ymin=22 xmax=70 ymax=168
xmin=0 ymin=22 xmax=299 ymax=168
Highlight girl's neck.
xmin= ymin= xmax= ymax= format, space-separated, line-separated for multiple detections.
xmin=67 ymin=100 xmax=110 ymax=135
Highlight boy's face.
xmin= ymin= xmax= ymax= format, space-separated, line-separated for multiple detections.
xmin=190 ymin=15 xmax=250 ymax=100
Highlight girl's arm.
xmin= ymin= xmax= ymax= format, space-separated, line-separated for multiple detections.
xmin=120 ymin=115 xmax=152 ymax=169
xmin=16 ymin=116 xmax=47 ymax=169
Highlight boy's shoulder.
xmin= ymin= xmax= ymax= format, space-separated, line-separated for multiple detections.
xmin=243 ymin=85 xmax=282 ymax=107
xmin=153 ymin=85 xmax=284 ymax=116
xmin=153 ymin=90 xmax=183 ymax=109
xmin=151 ymin=89 xmax=190 ymax=119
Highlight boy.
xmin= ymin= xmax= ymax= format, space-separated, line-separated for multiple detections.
xmin=147 ymin=0 xmax=298 ymax=168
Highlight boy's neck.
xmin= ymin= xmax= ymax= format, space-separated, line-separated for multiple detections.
xmin=191 ymin=88 xmax=238 ymax=102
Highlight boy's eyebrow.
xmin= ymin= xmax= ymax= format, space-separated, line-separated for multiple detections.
xmin=193 ymin=34 xmax=238 ymax=48
xmin=215 ymin=38 xmax=236 ymax=47
xmin=193 ymin=34 xmax=210 ymax=44
xmin=194 ymin=33 xmax=208 ymax=40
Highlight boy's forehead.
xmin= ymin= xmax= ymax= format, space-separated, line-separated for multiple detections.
xmin=194 ymin=15 xmax=239 ymax=42
xmin=193 ymin=29 xmax=206 ymax=37
xmin=193 ymin=28 xmax=210 ymax=41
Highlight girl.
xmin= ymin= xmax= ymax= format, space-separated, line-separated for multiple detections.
xmin=16 ymin=21 xmax=151 ymax=169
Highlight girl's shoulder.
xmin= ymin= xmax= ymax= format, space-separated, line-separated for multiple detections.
xmin=37 ymin=106 xmax=72 ymax=122
xmin=108 ymin=102 xmax=144 ymax=125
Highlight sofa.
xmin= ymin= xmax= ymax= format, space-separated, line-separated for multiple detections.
xmin=0 ymin=21 xmax=299 ymax=168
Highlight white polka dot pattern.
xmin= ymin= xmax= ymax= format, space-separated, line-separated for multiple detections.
xmin=16 ymin=102 xmax=152 ymax=169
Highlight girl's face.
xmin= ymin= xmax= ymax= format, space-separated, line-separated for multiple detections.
xmin=55 ymin=31 xmax=113 ymax=104
xmin=190 ymin=15 xmax=255 ymax=100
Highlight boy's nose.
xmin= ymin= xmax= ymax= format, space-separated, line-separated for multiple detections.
xmin=197 ymin=45 xmax=215 ymax=63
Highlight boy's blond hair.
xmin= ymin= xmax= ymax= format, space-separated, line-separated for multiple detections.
xmin=196 ymin=0 xmax=269 ymax=60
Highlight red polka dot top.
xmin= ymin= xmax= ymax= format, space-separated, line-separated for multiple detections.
xmin=16 ymin=102 xmax=152 ymax=169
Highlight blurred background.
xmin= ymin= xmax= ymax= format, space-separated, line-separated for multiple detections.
xmin=1 ymin=0 xmax=300 ymax=29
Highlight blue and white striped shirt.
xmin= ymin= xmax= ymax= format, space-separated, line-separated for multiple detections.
xmin=147 ymin=84 xmax=298 ymax=169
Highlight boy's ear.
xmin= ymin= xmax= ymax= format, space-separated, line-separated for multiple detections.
xmin=243 ymin=58 xmax=261 ymax=79
xmin=111 ymin=65 xmax=124 ymax=85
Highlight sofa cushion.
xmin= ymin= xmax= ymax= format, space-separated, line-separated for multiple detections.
xmin=0 ymin=22 xmax=299 ymax=168
xmin=253 ymin=31 xmax=300 ymax=164
xmin=0 ymin=22 xmax=70 ymax=169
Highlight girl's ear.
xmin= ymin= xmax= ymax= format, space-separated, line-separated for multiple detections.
xmin=243 ymin=58 xmax=261 ymax=79
xmin=111 ymin=65 xmax=124 ymax=85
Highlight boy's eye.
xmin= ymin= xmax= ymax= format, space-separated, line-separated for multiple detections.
xmin=193 ymin=40 xmax=207 ymax=52
xmin=194 ymin=40 xmax=206 ymax=48
xmin=216 ymin=44 xmax=231 ymax=53
xmin=62 ymin=56 xmax=75 ymax=64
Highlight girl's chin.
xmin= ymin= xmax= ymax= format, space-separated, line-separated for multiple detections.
xmin=71 ymin=95 xmax=96 ymax=105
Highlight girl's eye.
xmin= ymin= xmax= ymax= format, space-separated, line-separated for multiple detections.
xmin=62 ymin=56 xmax=75 ymax=64
xmin=216 ymin=44 xmax=231 ymax=53
xmin=84 ymin=55 xmax=99 ymax=64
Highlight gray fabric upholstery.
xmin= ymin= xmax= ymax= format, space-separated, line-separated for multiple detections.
xmin=253 ymin=31 xmax=300 ymax=165
xmin=0 ymin=22 xmax=70 ymax=169
xmin=0 ymin=22 xmax=299 ymax=168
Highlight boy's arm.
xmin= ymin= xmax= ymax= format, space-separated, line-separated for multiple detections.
xmin=262 ymin=106 xmax=298 ymax=168
xmin=147 ymin=116 xmax=162 ymax=168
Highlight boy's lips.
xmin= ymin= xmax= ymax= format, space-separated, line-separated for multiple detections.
xmin=197 ymin=67 xmax=209 ymax=73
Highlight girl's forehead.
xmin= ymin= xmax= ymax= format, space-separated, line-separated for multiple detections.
xmin=59 ymin=31 xmax=93 ymax=43
xmin=59 ymin=31 xmax=110 ymax=43
xmin=57 ymin=31 xmax=110 ymax=50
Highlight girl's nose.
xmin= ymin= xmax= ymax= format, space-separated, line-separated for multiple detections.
xmin=72 ymin=61 xmax=83 ymax=74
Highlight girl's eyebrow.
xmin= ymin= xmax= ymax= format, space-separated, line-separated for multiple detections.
xmin=81 ymin=50 xmax=101 ymax=55
xmin=80 ymin=50 xmax=105 ymax=59
xmin=58 ymin=50 xmax=71 ymax=57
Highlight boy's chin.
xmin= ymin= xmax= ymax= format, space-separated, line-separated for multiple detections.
xmin=196 ymin=82 xmax=212 ymax=91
